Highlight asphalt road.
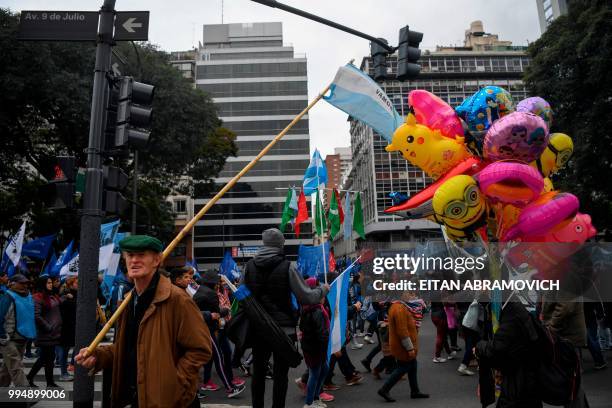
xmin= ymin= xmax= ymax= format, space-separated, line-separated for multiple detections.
xmin=201 ymin=318 xmax=612 ymax=408
xmin=14 ymin=320 xmax=612 ymax=408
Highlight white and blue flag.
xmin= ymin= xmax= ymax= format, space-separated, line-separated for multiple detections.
xmin=50 ymin=241 xmax=74 ymax=277
xmin=327 ymin=259 xmax=359 ymax=361
xmin=324 ymin=63 xmax=403 ymax=143
xmin=303 ymin=149 xmax=328 ymax=195
xmin=220 ymin=250 xmax=241 ymax=281
xmin=4 ymin=221 xmax=26 ymax=268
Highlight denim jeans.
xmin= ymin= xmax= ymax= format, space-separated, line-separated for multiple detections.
xmin=56 ymin=345 xmax=72 ymax=376
xmin=381 ymin=359 xmax=420 ymax=395
xmin=587 ymin=322 xmax=605 ymax=365
xmin=306 ymin=361 xmax=328 ymax=405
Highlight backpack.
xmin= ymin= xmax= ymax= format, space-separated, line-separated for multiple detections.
xmin=530 ymin=315 xmax=581 ymax=406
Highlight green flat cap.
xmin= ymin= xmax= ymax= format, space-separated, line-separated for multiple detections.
xmin=119 ymin=235 xmax=163 ymax=253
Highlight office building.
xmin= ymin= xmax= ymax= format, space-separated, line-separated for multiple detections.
xmin=536 ymin=0 xmax=568 ymax=33
xmin=191 ymin=22 xmax=312 ymax=268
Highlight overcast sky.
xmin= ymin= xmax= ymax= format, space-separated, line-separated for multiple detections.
xmin=4 ymin=0 xmax=542 ymax=157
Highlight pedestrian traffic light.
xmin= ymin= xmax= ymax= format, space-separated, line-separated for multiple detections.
xmin=370 ymin=38 xmax=390 ymax=82
xmin=106 ymin=76 xmax=155 ymax=151
xmin=397 ymin=26 xmax=423 ymax=81
xmin=41 ymin=156 xmax=77 ymax=210
xmin=103 ymin=165 xmax=129 ymax=214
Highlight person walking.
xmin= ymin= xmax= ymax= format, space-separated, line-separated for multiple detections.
xmin=430 ymin=300 xmax=456 ymax=363
xmin=244 ymin=228 xmax=328 ymax=408
xmin=76 ymin=235 xmax=212 ymax=408
xmin=377 ymin=295 xmax=429 ymax=402
xmin=193 ymin=270 xmax=245 ymax=398
xmin=299 ymin=277 xmax=330 ymax=408
xmin=58 ymin=276 xmax=77 ymax=381
xmin=0 ymin=274 xmax=36 ymax=387
xmin=27 ymin=275 xmax=62 ymax=387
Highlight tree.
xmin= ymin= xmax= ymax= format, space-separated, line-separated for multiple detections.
xmin=0 ymin=8 xmax=236 ymax=243
xmin=523 ymin=0 xmax=612 ymax=232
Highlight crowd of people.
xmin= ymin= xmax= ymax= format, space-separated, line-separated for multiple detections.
xmin=1 ymin=229 xmax=611 ymax=408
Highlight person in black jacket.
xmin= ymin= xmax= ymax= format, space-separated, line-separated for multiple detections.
xmin=193 ymin=270 xmax=244 ymax=399
xmin=244 ymin=228 xmax=329 ymax=408
xmin=475 ymin=299 xmax=542 ymax=408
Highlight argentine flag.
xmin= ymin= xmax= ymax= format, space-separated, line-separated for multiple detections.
xmin=4 ymin=221 xmax=26 ymax=268
xmin=324 ymin=63 xmax=403 ymax=143
xmin=303 ymin=149 xmax=328 ymax=195
xmin=327 ymin=259 xmax=359 ymax=361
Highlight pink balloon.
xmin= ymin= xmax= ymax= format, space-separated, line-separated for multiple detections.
xmin=409 ymin=90 xmax=464 ymax=139
xmin=503 ymin=192 xmax=579 ymax=241
xmin=477 ymin=162 xmax=544 ymax=206
xmin=484 ymin=111 xmax=549 ymax=163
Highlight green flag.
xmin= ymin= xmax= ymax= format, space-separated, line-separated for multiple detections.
xmin=315 ymin=190 xmax=327 ymax=236
xmin=353 ymin=192 xmax=365 ymax=239
xmin=328 ymin=189 xmax=341 ymax=239
xmin=280 ymin=188 xmax=294 ymax=232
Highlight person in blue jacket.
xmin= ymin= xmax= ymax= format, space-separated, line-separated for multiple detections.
xmin=0 ymin=274 xmax=37 ymax=386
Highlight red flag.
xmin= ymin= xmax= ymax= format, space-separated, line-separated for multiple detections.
xmin=294 ymin=189 xmax=309 ymax=237
xmin=329 ymin=249 xmax=336 ymax=272
xmin=335 ymin=188 xmax=344 ymax=224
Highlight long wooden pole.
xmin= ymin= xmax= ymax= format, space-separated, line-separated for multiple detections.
xmin=86 ymin=84 xmax=331 ymax=355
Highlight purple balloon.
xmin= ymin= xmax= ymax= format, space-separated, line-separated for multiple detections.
xmin=516 ymin=97 xmax=553 ymax=128
xmin=483 ymin=112 xmax=550 ymax=163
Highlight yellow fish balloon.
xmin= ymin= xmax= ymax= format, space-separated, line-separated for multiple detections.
xmin=531 ymin=132 xmax=573 ymax=177
xmin=433 ymin=175 xmax=486 ymax=241
xmin=385 ymin=113 xmax=471 ymax=179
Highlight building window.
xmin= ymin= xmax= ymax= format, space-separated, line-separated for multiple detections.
xmin=174 ymin=199 xmax=187 ymax=214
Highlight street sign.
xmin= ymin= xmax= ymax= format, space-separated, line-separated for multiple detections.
xmin=114 ymin=11 xmax=149 ymax=41
xmin=18 ymin=10 xmax=99 ymax=41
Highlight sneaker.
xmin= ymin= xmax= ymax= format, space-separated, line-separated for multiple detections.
xmin=319 ymin=392 xmax=334 ymax=402
xmin=411 ymin=392 xmax=430 ymax=399
xmin=360 ymin=358 xmax=371 ymax=372
xmin=59 ymin=374 xmax=74 ymax=382
xmin=364 ymin=335 xmax=375 ymax=344
xmin=594 ymin=362 xmax=608 ymax=370
xmin=451 ymin=346 xmax=462 ymax=352
xmin=313 ymin=400 xmax=327 ymax=408
xmin=377 ymin=389 xmax=396 ymax=402
xmin=227 ymin=384 xmax=245 ymax=398
xmin=202 ymin=381 xmax=220 ymax=391
xmin=239 ymin=364 xmax=250 ymax=377
xmin=232 ymin=377 xmax=246 ymax=387
xmin=351 ymin=342 xmax=364 ymax=350
xmin=295 ymin=377 xmax=307 ymax=396
xmin=323 ymin=383 xmax=340 ymax=391
xmin=303 ymin=404 xmax=316 ymax=408
xmin=432 ymin=357 xmax=447 ymax=363
xmin=67 ymin=364 xmax=74 ymax=373
xmin=346 ymin=374 xmax=364 ymax=386
xmin=357 ymin=332 xmax=365 ymax=337
xmin=447 ymin=351 xmax=457 ymax=360
xmin=197 ymin=389 xmax=206 ymax=399
xmin=458 ymin=363 xmax=476 ymax=376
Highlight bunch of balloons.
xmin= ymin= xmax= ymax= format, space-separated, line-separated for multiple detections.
xmin=384 ymin=88 xmax=595 ymax=274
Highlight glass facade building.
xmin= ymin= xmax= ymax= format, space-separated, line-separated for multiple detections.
xmin=193 ymin=22 xmax=312 ymax=268
xmin=346 ymin=48 xmax=531 ymax=246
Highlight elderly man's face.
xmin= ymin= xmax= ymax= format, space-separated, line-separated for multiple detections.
xmin=123 ymin=250 xmax=162 ymax=280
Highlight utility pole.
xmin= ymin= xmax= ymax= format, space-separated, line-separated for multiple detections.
xmin=74 ymin=1 xmax=115 ymax=406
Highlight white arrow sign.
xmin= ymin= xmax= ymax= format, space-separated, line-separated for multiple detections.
xmin=122 ymin=17 xmax=142 ymax=33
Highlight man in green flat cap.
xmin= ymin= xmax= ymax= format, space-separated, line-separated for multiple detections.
xmin=76 ymin=235 xmax=212 ymax=408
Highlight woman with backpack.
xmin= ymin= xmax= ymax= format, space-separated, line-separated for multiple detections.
xmin=299 ymin=277 xmax=330 ymax=408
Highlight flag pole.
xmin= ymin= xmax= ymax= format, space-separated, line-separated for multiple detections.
xmin=85 ymin=83 xmax=332 ymax=356
xmin=317 ymin=187 xmax=328 ymax=284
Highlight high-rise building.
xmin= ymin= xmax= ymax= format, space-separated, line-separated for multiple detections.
xmin=324 ymin=153 xmax=341 ymax=208
xmin=334 ymin=147 xmax=352 ymax=186
xmin=535 ymin=0 xmax=568 ymax=33
xmin=192 ymin=22 xmax=313 ymax=268
xmin=340 ymin=21 xmax=531 ymax=255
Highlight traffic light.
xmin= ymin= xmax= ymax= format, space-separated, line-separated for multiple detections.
xmin=103 ymin=165 xmax=129 ymax=214
xmin=41 ymin=156 xmax=77 ymax=210
xmin=397 ymin=26 xmax=423 ymax=81
xmin=106 ymin=76 xmax=155 ymax=151
xmin=370 ymin=38 xmax=390 ymax=82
